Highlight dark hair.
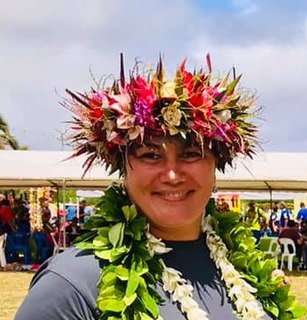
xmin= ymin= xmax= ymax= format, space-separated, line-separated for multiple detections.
xmin=1 ymin=199 xmax=10 ymax=206
xmin=287 ymin=220 xmax=296 ymax=228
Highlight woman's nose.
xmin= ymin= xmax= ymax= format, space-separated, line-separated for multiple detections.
xmin=160 ymin=168 xmax=186 ymax=184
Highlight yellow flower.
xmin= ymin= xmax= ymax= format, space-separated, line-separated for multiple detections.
xmin=161 ymin=103 xmax=182 ymax=128
xmin=161 ymin=81 xmax=177 ymax=98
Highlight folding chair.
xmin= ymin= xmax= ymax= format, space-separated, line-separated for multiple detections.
xmin=6 ymin=232 xmax=31 ymax=265
xmin=0 ymin=234 xmax=7 ymax=267
xmin=265 ymin=238 xmax=280 ymax=262
xmin=279 ymin=238 xmax=296 ymax=272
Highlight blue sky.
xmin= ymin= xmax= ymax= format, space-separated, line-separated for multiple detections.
xmin=1 ymin=0 xmax=307 ymax=152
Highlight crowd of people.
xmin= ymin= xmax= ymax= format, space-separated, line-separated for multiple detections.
xmin=0 ymin=192 xmax=95 ymax=268
xmin=243 ymin=200 xmax=307 ymax=270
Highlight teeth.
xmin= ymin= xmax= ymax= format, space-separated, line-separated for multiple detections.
xmin=161 ymin=192 xmax=186 ymax=201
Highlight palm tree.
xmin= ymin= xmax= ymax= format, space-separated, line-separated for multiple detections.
xmin=0 ymin=114 xmax=20 ymax=150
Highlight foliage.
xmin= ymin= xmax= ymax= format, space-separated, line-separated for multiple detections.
xmin=0 ymin=114 xmax=26 ymax=150
xmin=211 ymin=211 xmax=307 ymax=320
xmin=76 ymin=184 xmax=164 ymax=320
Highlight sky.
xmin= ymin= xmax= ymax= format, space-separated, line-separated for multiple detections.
xmin=1 ymin=0 xmax=307 ymax=152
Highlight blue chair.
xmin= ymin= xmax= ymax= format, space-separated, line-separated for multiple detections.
xmin=6 ymin=232 xmax=31 ymax=265
xmin=32 ymin=232 xmax=53 ymax=262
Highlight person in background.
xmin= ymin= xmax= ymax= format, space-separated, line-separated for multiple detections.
xmin=217 ymin=198 xmax=230 ymax=213
xmin=299 ymin=220 xmax=307 ymax=270
xmin=83 ymin=205 xmax=95 ymax=222
xmin=296 ymin=202 xmax=307 ymax=226
xmin=279 ymin=219 xmax=304 ymax=268
xmin=244 ymin=201 xmax=267 ymax=240
xmin=0 ymin=198 xmax=16 ymax=234
xmin=66 ymin=217 xmax=81 ymax=244
xmin=78 ymin=199 xmax=87 ymax=224
xmin=279 ymin=202 xmax=292 ymax=230
xmin=66 ymin=204 xmax=76 ymax=222
xmin=268 ymin=202 xmax=279 ymax=235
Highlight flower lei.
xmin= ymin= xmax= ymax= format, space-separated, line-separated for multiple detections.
xmin=75 ymin=184 xmax=305 ymax=320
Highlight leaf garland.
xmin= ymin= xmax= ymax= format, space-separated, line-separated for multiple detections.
xmin=76 ymin=184 xmax=164 ymax=320
xmin=210 ymin=211 xmax=306 ymax=320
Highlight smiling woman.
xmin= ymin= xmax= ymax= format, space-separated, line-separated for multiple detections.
xmin=125 ymin=138 xmax=216 ymax=241
xmin=14 ymin=54 xmax=304 ymax=320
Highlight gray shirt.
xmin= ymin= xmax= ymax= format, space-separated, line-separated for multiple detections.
xmin=15 ymin=235 xmax=258 ymax=319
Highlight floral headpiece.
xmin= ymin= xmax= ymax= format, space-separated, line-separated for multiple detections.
xmin=63 ymin=54 xmax=259 ymax=176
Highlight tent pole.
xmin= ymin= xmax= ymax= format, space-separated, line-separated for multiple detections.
xmin=264 ymin=181 xmax=273 ymax=211
xmin=62 ymin=179 xmax=67 ymax=249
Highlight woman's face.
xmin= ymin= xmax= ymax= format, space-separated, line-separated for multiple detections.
xmin=124 ymin=137 xmax=216 ymax=240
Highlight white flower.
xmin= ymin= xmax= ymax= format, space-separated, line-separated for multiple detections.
xmin=146 ymin=231 xmax=172 ymax=256
xmin=180 ymin=297 xmax=199 ymax=313
xmin=215 ymin=109 xmax=232 ymax=123
xmin=186 ymin=308 xmax=209 ymax=320
xmin=242 ymin=302 xmax=266 ymax=320
xmin=162 ymin=267 xmax=184 ymax=292
xmin=173 ymin=284 xmax=194 ymax=302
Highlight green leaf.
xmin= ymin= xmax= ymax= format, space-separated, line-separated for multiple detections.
xmin=126 ymin=270 xmax=140 ymax=296
xmin=102 ymin=270 xmax=117 ymax=286
xmin=275 ymin=285 xmax=291 ymax=302
xmin=130 ymin=217 xmax=147 ymax=235
xmin=110 ymin=246 xmax=130 ymax=262
xmin=123 ymin=292 xmax=137 ymax=306
xmin=278 ymin=311 xmax=292 ymax=320
xmin=264 ymin=299 xmax=279 ymax=318
xmin=133 ymin=258 xmax=149 ymax=276
xmin=95 ymin=249 xmax=112 ymax=261
xmin=122 ymin=204 xmax=138 ymax=222
xmin=289 ymin=304 xmax=307 ymax=318
xmin=279 ymin=295 xmax=295 ymax=311
xmin=108 ymin=222 xmax=125 ymax=247
xmin=98 ymin=298 xmax=126 ymax=312
xmin=115 ymin=265 xmax=129 ymax=281
xmin=140 ymin=291 xmax=159 ymax=318
xmin=138 ymin=312 xmax=155 ymax=320
xmin=98 ymin=226 xmax=111 ymax=238
xmin=93 ymin=235 xmax=110 ymax=247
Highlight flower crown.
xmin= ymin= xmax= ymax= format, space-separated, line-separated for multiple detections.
xmin=63 ymin=54 xmax=259 ymax=176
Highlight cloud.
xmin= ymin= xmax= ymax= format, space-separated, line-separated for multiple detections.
xmin=1 ymin=0 xmax=307 ymax=152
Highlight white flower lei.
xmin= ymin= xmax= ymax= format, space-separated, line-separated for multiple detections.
xmin=146 ymin=216 xmax=266 ymax=320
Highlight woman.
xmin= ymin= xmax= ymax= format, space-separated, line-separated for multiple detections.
xmin=15 ymin=55 xmax=302 ymax=320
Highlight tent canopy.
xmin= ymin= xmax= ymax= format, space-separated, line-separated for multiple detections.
xmin=0 ymin=150 xmax=307 ymax=191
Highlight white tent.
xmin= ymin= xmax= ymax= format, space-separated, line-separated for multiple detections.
xmin=0 ymin=150 xmax=307 ymax=192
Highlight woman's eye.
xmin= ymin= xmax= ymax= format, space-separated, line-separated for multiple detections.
xmin=181 ymin=151 xmax=202 ymax=161
xmin=136 ymin=152 xmax=161 ymax=160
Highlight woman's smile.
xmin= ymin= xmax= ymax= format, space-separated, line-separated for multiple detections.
xmin=152 ymin=190 xmax=194 ymax=202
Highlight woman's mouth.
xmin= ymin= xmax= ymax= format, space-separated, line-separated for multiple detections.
xmin=153 ymin=190 xmax=193 ymax=201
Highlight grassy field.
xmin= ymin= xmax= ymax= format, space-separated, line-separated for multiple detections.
xmin=1 ymin=271 xmax=307 ymax=320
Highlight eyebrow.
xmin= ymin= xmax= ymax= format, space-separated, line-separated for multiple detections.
xmin=134 ymin=142 xmax=162 ymax=150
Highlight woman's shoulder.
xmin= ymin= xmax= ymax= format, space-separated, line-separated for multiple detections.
xmin=15 ymin=248 xmax=102 ymax=320
xmin=30 ymin=247 xmax=101 ymax=309
xmin=33 ymin=247 xmax=101 ymax=289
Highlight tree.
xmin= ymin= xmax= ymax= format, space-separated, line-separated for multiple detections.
xmin=0 ymin=114 xmax=21 ymax=150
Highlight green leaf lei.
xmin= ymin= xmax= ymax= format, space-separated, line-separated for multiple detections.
xmin=75 ymin=185 xmax=306 ymax=320
xmin=76 ymin=184 xmax=164 ymax=320
xmin=210 ymin=211 xmax=306 ymax=320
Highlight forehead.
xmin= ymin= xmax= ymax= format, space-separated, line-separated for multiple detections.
xmin=129 ymin=135 xmax=201 ymax=150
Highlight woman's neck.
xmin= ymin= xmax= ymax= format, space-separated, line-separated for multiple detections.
xmin=149 ymin=222 xmax=202 ymax=241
